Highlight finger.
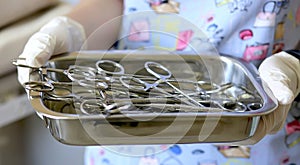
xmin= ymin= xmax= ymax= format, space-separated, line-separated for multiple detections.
xmin=17 ymin=66 xmax=30 ymax=86
xmin=20 ymin=32 xmax=56 ymax=67
xmin=261 ymin=71 xmax=294 ymax=105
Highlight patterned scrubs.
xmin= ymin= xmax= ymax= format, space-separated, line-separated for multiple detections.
xmin=85 ymin=0 xmax=300 ymax=164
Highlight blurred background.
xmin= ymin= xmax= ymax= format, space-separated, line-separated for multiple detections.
xmin=0 ymin=0 xmax=87 ymax=165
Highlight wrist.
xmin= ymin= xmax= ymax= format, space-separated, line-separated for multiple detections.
xmin=284 ymin=50 xmax=300 ymax=101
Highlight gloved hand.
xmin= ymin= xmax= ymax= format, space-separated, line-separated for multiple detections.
xmin=236 ymin=51 xmax=300 ymax=145
xmin=17 ymin=16 xmax=86 ymax=85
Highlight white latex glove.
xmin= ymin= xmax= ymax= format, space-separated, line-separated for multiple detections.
xmin=259 ymin=51 xmax=300 ymax=130
xmin=235 ymin=51 xmax=300 ymax=145
xmin=17 ymin=16 xmax=86 ymax=85
xmin=259 ymin=51 xmax=300 ymax=104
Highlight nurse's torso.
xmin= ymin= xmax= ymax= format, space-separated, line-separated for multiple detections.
xmin=84 ymin=1 xmax=300 ymax=165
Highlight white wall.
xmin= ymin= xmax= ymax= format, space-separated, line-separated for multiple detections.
xmin=0 ymin=1 xmax=88 ymax=164
xmin=23 ymin=115 xmax=86 ymax=165
xmin=62 ymin=0 xmax=80 ymax=4
xmin=0 ymin=115 xmax=85 ymax=165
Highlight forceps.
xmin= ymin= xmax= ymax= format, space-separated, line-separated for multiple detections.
xmin=80 ymin=99 xmax=134 ymax=115
xmin=93 ymin=60 xmax=201 ymax=83
xmin=84 ymin=60 xmax=156 ymax=83
xmin=80 ymin=98 xmax=204 ymax=115
xmin=43 ymin=86 xmax=106 ymax=114
xmin=119 ymin=61 xmax=205 ymax=107
xmin=95 ymin=60 xmax=233 ymax=94
xmin=13 ymin=58 xmax=107 ymax=92
xmin=80 ymin=97 xmax=241 ymax=115
xmin=44 ymin=86 xmax=106 ymax=102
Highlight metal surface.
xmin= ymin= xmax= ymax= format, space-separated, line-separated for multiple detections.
xmin=26 ymin=51 xmax=278 ymax=145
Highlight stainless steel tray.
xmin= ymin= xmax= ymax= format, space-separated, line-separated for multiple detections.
xmin=28 ymin=51 xmax=277 ymax=145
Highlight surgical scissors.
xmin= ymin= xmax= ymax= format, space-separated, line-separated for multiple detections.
xmin=118 ymin=61 xmax=206 ymax=107
xmin=93 ymin=60 xmax=196 ymax=84
xmin=90 ymin=60 xmax=228 ymax=95
xmin=94 ymin=60 xmax=233 ymax=92
xmin=96 ymin=60 xmax=173 ymax=79
xmin=75 ymin=60 xmax=206 ymax=107
xmin=95 ymin=60 xmax=242 ymax=108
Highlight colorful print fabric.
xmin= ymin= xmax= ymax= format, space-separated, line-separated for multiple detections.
xmin=117 ymin=0 xmax=300 ymax=65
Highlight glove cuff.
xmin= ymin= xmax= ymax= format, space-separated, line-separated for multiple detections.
xmin=285 ymin=50 xmax=300 ymax=61
xmin=284 ymin=50 xmax=300 ymax=101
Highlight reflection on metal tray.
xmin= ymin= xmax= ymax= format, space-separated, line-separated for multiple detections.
xmin=27 ymin=51 xmax=277 ymax=145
